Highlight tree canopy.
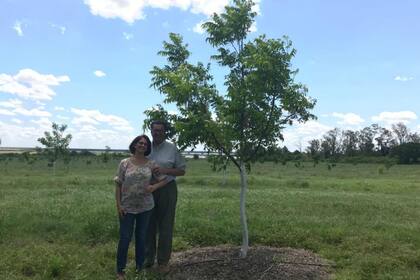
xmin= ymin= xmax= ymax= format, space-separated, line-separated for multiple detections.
xmin=146 ymin=0 xmax=316 ymax=257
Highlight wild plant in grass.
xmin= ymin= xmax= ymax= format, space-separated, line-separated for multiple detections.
xmin=47 ymin=255 xmax=65 ymax=278
xmin=101 ymin=145 xmax=111 ymax=166
xmin=0 ymin=155 xmax=11 ymax=174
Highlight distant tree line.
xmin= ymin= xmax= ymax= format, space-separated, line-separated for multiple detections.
xmin=254 ymin=122 xmax=420 ymax=165
xmin=305 ymin=122 xmax=420 ymax=164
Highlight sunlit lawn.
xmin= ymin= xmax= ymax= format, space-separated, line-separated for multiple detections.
xmin=1 ymin=157 xmax=420 ymax=279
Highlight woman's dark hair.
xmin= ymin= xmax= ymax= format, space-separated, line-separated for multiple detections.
xmin=129 ymin=135 xmax=152 ymax=156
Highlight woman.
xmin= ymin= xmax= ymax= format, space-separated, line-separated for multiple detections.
xmin=114 ymin=135 xmax=167 ymax=279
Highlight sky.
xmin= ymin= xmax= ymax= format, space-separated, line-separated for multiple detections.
xmin=1 ymin=0 xmax=419 ymax=151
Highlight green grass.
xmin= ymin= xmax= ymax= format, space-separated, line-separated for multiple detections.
xmin=1 ymin=158 xmax=420 ymax=279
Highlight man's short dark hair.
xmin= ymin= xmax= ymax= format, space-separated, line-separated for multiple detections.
xmin=150 ymin=120 xmax=166 ymax=131
xmin=129 ymin=135 xmax=152 ymax=155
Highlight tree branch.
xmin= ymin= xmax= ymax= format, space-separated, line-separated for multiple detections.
xmin=230 ymin=42 xmax=239 ymax=55
xmin=246 ymin=94 xmax=278 ymax=162
xmin=211 ymin=132 xmax=240 ymax=169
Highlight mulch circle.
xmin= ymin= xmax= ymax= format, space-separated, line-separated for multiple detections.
xmin=164 ymin=245 xmax=334 ymax=280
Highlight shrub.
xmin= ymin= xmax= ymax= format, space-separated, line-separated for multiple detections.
xmin=391 ymin=143 xmax=420 ymax=164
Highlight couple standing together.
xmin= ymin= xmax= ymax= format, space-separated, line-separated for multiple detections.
xmin=113 ymin=120 xmax=186 ymax=279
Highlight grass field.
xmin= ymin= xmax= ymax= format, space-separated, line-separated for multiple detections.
xmin=1 ymin=157 xmax=420 ymax=279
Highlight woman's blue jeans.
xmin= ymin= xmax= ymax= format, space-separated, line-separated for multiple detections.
xmin=116 ymin=210 xmax=152 ymax=273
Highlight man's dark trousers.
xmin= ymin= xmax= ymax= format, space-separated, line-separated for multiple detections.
xmin=145 ymin=180 xmax=177 ymax=265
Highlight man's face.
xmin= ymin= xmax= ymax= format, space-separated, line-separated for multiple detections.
xmin=151 ymin=124 xmax=165 ymax=144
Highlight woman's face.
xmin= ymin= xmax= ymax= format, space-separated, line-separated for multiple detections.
xmin=135 ymin=137 xmax=148 ymax=154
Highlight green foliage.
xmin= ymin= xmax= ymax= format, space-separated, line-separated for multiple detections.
xmin=142 ymin=104 xmax=178 ymax=141
xmin=147 ymin=0 xmax=316 ymax=169
xmin=37 ymin=123 xmax=72 ymax=168
xmin=307 ymin=122 xmax=420 ymax=160
xmin=21 ymin=151 xmax=37 ymax=166
xmin=391 ymin=142 xmax=420 ymax=164
xmin=149 ymin=3 xmax=318 ymax=256
xmin=101 ymin=146 xmax=111 ymax=164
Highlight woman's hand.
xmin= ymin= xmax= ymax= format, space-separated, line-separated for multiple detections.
xmin=145 ymin=184 xmax=156 ymax=193
xmin=152 ymin=166 xmax=163 ymax=176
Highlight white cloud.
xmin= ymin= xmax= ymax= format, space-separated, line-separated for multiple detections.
xmin=14 ymin=107 xmax=51 ymax=117
xmin=94 ymin=70 xmax=106 ymax=77
xmin=371 ymin=111 xmax=417 ymax=125
xmin=123 ymin=32 xmax=134 ymax=40
xmin=0 ymin=109 xmax=15 ymax=116
xmin=84 ymin=0 xmax=148 ymax=23
xmin=331 ymin=112 xmax=365 ymax=126
xmin=30 ymin=117 xmax=52 ymax=129
xmin=35 ymin=100 xmax=47 ymax=106
xmin=54 ymin=106 xmax=65 ymax=111
xmin=193 ymin=20 xmax=205 ymax=34
xmin=0 ymin=98 xmax=51 ymax=117
xmin=84 ymin=0 xmax=260 ymax=23
xmin=13 ymin=21 xmax=24 ymax=36
xmin=56 ymin=115 xmax=70 ymax=120
xmin=11 ymin=118 xmax=22 ymax=124
xmin=282 ymin=120 xmax=332 ymax=151
xmin=50 ymin=23 xmax=66 ymax=34
xmin=394 ymin=75 xmax=414 ymax=82
xmin=72 ymin=115 xmax=100 ymax=126
xmin=0 ymin=98 xmax=23 ymax=108
xmin=252 ymin=0 xmax=261 ymax=15
xmin=0 ymin=121 xmax=43 ymax=147
xmin=0 ymin=118 xmax=135 ymax=149
xmin=68 ymin=125 xmax=135 ymax=149
xmin=186 ymin=0 xmax=228 ymax=16
xmin=70 ymin=108 xmax=134 ymax=131
xmin=0 ymin=69 xmax=70 ymax=101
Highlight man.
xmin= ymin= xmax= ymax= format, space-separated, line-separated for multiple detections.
xmin=145 ymin=120 xmax=186 ymax=271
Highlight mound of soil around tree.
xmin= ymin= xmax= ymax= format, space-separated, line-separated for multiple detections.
xmin=164 ymin=246 xmax=333 ymax=280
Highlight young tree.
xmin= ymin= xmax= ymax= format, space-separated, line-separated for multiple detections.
xmin=391 ymin=142 xmax=420 ymax=164
xmin=101 ymin=145 xmax=111 ymax=165
xmin=147 ymin=0 xmax=316 ymax=257
xmin=375 ymin=126 xmax=396 ymax=156
xmin=341 ymin=130 xmax=358 ymax=156
xmin=37 ymin=123 xmax=72 ymax=174
xmin=358 ymin=125 xmax=376 ymax=155
xmin=392 ymin=122 xmax=410 ymax=145
xmin=321 ymin=128 xmax=341 ymax=158
xmin=306 ymin=139 xmax=322 ymax=164
xmin=409 ymin=132 xmax=420 ymax=143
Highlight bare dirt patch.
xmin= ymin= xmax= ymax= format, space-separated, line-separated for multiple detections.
xmin=165 ymin=246 xmax=333 ymax=280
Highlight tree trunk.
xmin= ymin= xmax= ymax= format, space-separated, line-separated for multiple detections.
xmin=222 ymin=167 xmax=227 ymax=186
xmin=239 ymin=162 xmax=249 ymax=258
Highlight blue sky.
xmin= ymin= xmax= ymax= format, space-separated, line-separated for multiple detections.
xmin=0 ymin=0 xmax=419 ymax=150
